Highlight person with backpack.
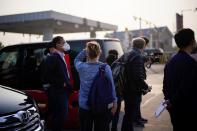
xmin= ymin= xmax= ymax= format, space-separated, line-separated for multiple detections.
xmin=121 ymin=37 xmax=150 ymax=131
xmin=131 ymin=36 xmax=151 ymax=126
xmin=74 ymin=41 xmax=117 ymax=131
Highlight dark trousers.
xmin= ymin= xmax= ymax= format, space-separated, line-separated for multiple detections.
xmin=121 ymin=94 xmax=138 ymax=131
xmin=79 ymin=108 xmax=112 ymax=131
xmin=48 ymin=86 xmax=68 ymax=131
xmin=111 ymin=97 xmax=122 ymax=131
xmin=134 ymin=94 xmax=142 ymax=121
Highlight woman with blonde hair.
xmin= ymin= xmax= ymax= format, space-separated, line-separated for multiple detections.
xmin=74 ymin=41 xmax=117 ymax=131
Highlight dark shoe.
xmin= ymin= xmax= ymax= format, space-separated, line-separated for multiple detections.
xmin=139 ymin=118 xmax=148 ymax=123
xmin=133 ymin=121 xmax=145 ymax=127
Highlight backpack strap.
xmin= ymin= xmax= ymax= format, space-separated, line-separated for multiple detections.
xmin=125 ymin=52 xmax=138 ymax=64
xmin=99 ymin=63 xmax=107 ymax=73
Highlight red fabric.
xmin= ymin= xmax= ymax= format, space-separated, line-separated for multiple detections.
xmin=64 ymin=54 xmax=74 ymax=88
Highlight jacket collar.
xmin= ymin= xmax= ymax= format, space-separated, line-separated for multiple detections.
xmin=133 ymin=47 xmax=142 ymax=54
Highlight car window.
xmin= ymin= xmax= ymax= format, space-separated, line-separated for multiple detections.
xmin=23 ymin=47 xmax=46 ymax=89
xmin=0 ymin=50 xmax=18 ymax=71
xmin=102 ymin=40 xmax=124 ymax=58
xmin=25 ymin=48 xmax=46 ymax=67
xmin=68 ymin=40 xmax=87 ymax=53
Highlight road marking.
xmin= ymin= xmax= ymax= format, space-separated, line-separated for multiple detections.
xmin=142 ymin=93 xmax=160 ymax=107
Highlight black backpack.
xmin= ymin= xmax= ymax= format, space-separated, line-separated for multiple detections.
xmin=111 ymin=52 xmax=137 ymax=97
xmin=88 ymin=64 xmax=114 ymax=114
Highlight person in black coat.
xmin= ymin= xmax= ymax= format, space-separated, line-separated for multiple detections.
xmin=163 ymin=28 xmax=197 ymax=131
xmin=121 ymin=37 xmax=150 ymax=131
xmin=42 ymin=36 xmax=72 ymax=131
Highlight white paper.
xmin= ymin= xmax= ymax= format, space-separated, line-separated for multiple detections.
xmin=155 ymin=100 xmax=167 ymax=118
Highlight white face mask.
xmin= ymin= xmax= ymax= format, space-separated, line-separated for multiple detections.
xmin=63 ymin=42 xmax=70 ymax=51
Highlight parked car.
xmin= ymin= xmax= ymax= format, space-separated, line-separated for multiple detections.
xmin=0 ymin=85 xmax=44 ymax=131
xmin=144 ymin=48 xmax=164 ymax=56
xmin=0 ymin=38 xmax=124 ymax=129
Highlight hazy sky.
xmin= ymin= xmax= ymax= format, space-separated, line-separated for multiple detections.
xmin=0 ymin=0 xmax=197 ymax=45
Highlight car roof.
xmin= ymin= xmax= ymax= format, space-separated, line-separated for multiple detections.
xmin=66 ymin=38 xmax=120 ymax=42
xmin=2 ymin=38 xmax=120 ymax=49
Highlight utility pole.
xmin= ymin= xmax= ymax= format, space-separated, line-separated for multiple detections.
xmin=176 ymin=8 xmax=197 ymax=31
xmin=133 ymin=16 xmax=143 ymax=36
xmin=139 ymin=17 xmax=142 ymax=36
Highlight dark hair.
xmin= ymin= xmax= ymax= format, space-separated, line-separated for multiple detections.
xmin=48 ymin=36 xmax=64 ymax=48
xmin=106 ymin=54 xmax=117 ymax=67
xmin=174 ymin=28 xmax=195 ymax=49
xmin=108 ymin=49 xmax=118 ymax=58
xmin=140 ymin=36 xmax=149 ymax=45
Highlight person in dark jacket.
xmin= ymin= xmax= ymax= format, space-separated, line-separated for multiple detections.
xmin=131 ymin=36 xmax=150 ymax=127
xmin=121 ymin=37 xmax=150 ymax=131
xmin=106 ymin=49 xmax=121 ymax=131
xmin=42 ymin=36 xmax=72 ymax=131
xmin=163 ymin=28 xmax=197 ymax=131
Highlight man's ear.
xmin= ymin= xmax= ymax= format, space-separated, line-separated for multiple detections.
xmin=56 ymin=43 xmax=62 ymax=48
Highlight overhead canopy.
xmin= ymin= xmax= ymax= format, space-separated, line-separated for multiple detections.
xmin=0 ymin=10 xmax=117 ymax=40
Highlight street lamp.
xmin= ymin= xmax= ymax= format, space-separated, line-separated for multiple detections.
xmin=181 ymin=8 xmax=197 ymax=14
xmin=176 ymin=8 xmax=197 ymax=32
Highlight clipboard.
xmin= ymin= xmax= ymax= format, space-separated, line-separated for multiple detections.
xmin=155 ymin=100 xmax=167 ymax=118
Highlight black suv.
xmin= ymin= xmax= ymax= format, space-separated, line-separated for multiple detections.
xmin=0 ymin=85 xmax=44 ymax=131
xmin=0 ymin=38 xmax=124 ymax=129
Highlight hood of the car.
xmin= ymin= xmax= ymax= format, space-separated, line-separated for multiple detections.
xmin=0 ymin=86 xmax=33 ymax=116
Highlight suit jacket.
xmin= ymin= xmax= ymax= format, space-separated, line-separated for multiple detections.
xmin=42 ymin=52 xmax=72 ymax=90
xmin=163 ymin=51 xmax=197 ymax=112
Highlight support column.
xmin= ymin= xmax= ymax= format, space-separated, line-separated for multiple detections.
xmin=43 ymin=28 xmax=53 ymax=41
xmin=149 ymin=33 xmax=153 ymax=48
xmin=90 ymin=31 xmax=96 ymax=38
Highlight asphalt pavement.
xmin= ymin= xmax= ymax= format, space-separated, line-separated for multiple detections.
xmin=117 ymin=64 xmax=173 ymax=131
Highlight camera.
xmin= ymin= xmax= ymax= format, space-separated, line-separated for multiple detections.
xmin=142 ymin=86 xmax=152 ymax=95
xmin=143 ymin=48 xmax=163 ymax=68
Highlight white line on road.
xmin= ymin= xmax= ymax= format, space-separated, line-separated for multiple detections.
xmin=142 ymin=93 xmax=160 ymax=108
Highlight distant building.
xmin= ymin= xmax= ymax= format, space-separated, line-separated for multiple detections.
xmin=106 ymin=26 xmax=173 ymax=53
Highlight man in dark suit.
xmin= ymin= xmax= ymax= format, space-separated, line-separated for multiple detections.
xmin=42 ymin=36 xmax=72 ymax=131
xmin=163 ymin=28 xmax=197 ymax=131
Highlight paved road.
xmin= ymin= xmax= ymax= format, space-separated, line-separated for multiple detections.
xmin=117 ymin=64 xmax=173 ymax=131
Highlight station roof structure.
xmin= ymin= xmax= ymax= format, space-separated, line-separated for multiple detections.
xmin=0 ymin=10 xmax=117 ymax=40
